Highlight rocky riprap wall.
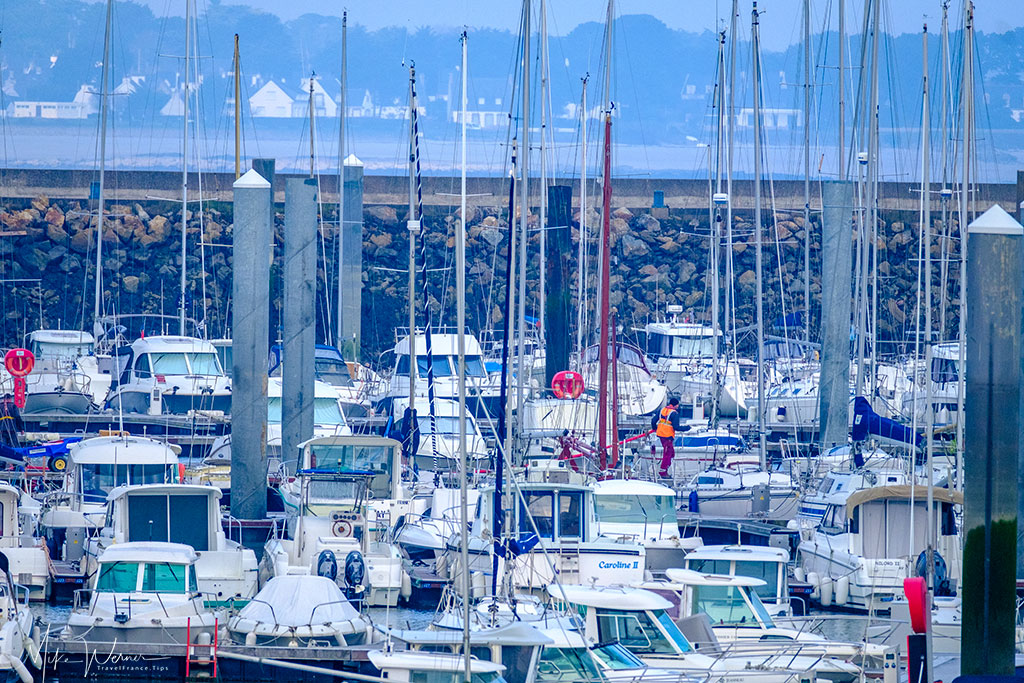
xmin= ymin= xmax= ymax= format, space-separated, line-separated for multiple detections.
xmin=0 ymin=194 xmax=959 ymax=366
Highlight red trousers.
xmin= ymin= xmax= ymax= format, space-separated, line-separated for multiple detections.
xmin=659 ymin=435 xmax=675 ymax=476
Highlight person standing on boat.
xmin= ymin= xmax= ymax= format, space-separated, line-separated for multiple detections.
xmin=656 ymin=397 xmax=681 ymax=478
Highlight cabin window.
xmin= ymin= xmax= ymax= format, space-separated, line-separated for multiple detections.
xmin=536 ymin=647 xmax=602 ymax=682
xmin=687 ymin=558 xmax=732 ymax=576
xmin=149 ymin=353 xmax=191 ymax=375
xmin=849 ymin=506 xmax=860 ymax=534
xmin=186 ymin=352 xmax=222 ymax=376
xmin=80 ymin=463 xmax=171 ymax=498
xmin=519 ymin=492 xmax=554 ymax=539
xmin=931 ymin=357 xmax=958 ymax=384
xmin=697 ymin=476 xmax=724 ymax=486
xmin=941 ymin=502 xmax=957 ymax=536
xmin=595 ymin=494 xmax=675 ymax=528
xmin=142 ymin=562 xmax=186 ymax=593
xmin=134 ymin=354 xmax=152 ymax=379
xmin=464 ymin=355 xmax=487 ymax=378
xmin=96 ymin=562 xmax=139 ymax=592
xmin=669 ymin=336 xmax=714 ymax=358
xmin=736 ymin=561 xmax=781 ymax=600
xmin=693 ymin=584 xmax=758 ymax=625
xmin=596 ymin=609 xmax=677 ymax=654
xmin=590 ymin=642 xmax=646 ymax=670
xmin=126 ymin=494 xmax=211 ymax=552
xmin=557 ymin=491 xmax=583 ymax=540
xmin=305 ymin=443 xmax=394 ymax=499
xmin=418 ymin=357 xmax=453 ymax=378
xmin=314 ymin=357 xmax=354 ymax=386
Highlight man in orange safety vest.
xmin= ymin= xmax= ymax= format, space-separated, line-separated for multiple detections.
xmin=656 ymin=397 xmax=681 ymax=478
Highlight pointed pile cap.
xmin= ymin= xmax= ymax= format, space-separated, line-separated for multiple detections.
xmin=343 ymin=153 xmax=364 ymax=167
xmin=968 ymin=203 xmax=1023 ymax=235
xmin=234 ymin=168 xmax=271 ymax=189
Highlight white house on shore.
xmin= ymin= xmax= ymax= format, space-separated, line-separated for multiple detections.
xmin=249 ymin=80 xmax=294 ymax=118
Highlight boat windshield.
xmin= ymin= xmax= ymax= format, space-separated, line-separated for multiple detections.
xmin=32 ymin=341 xmax=93 ymax=359
xmin=594 ymin=494 xmax=675 ymax=528
xmin=149 ymin=352 xmax=223 ymax=376
xmin=396 ymin=355 xmax=455 ymax=378
xmin=417 ymin=416 xmax=476 ymax=436
xmin=267 ymin=398 xmax=345 ymax=427
xmin=692 ymin=584 xmax=760 ymax=626
xmin=670 ymin=336 xmax=714 ymax=358
xmin=315 ymin=357 xmax=354 ymax=386
xmin=464 ymin=355 xmax=487 ymax=378
xmin=96 ymin=561 xmax=139 ymax=592
xmin=80 ymin=463 xmax=172 ymax=499
xmin=735 ymin=561 xmax=780 ymax=600
xmin=595 ymin=608 xmax=690 ymax=654
xmin=304 ymin=442 xmax=394 ymax=499
xmin=591 ymin=642 xmax=647 ymax=670
xmin=141 ymin=562 xmax=191 ymax=593
xmin=536 ymin=647 xmax=602 ymax=682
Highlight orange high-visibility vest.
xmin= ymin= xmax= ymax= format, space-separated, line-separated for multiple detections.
xmin=656 ymin=405 xmax=676 ymax=438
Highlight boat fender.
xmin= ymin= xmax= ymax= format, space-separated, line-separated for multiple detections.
xmin=245 ymin=631 xmax=257 ymax=646
xmin=435 ymin=554 xmax=449 ymax=579
xmin=1 ymin=654 xmax=31 ymax=683
xmin=400 ymin=570 xmax=412 ymax=602
xmin=195 ymin=632 xmax=212 ymax=664
xmin=835 ymin=576 xmax=850 ymax=606
xmin=806 ymin=572 xmax=820 ymax=600
xmin=471 ymin=571 xmax=486 ymax=599
xmin=344 ymin=550 xmax=366 ymax=590
xmin=317 ymin=550 xmax=338 ymax=581
xmin=20 ymin=630 xmax=39 ymax=671
xmin=820 ymin=577 xmax=834 ymax=607
xmin=688 ymin=490 xmax=700 ymax=513
xmin=793 ymin=567 xmax=805 ymax=583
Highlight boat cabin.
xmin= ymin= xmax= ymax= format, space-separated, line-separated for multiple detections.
xmin=67 ymin=435 xmax=181 ymax=506
xmin=103 ymin=484 xmax=226 ymax=552
xmin=109 ymin=335 xmax=231 ymax=414
xmin=269 ymin=343 xmax=356 ymax=387
xmin=592 ymin=479 xmax=677 ymax=542
xmin=683 ymin=545 xmax=790 ymax=615
xmin=643 ymin=322 xmax=718 ymax=360
xmin=92 ymin=542 xmax=200 ymax=596
xmin=26 ymin=330 xmax=95 ymax=361
xmin=367 ymin=650 xmax=507 ymax=683
xmin=659 ymin=568 xmax=776 ymax=636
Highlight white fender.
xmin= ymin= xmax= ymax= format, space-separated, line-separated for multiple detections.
xmin=0 ymin=654 xmax=32 ymax=683
xmin=806 ymin=572 xmax=820 ymax=600
xmin=471 ymin=571 xmax=486 ymax=600
xmin=400 ymin=570 xmax=412 ymax=602
xmin=22 ymin=635 xmax=40 ymax=671
xmin=194 ymin=632 xmax=212 ymax=664
xmin=835 ymin=576 xmax=850 ymax=606
xmin=244 ymin=631 xmax=257 ymax=646
xmin=793 ymin=567 xmax=806 ymax=583
xmin=435 ymin=554 xmax=449 ymax=579
xmin=820 ymin=577 xmax=834 ymax=607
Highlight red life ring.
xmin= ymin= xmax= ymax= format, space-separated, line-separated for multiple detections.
xmin=551 ymin=370 xmax=585 ymax=399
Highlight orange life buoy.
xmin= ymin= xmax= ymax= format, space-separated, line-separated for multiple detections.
xmin=551 ymin=370 xmax=585 ymax=399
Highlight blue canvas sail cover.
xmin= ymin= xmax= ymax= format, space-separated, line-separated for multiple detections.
xmin=851 ymin=396 xmax=921 ymax=449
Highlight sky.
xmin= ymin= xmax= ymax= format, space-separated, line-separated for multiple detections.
xmin=109 ymin=0 xmax=1024 ymax=52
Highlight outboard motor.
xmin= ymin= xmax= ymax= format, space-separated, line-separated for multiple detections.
xmin=316 ymin=549 xmax=338 ymax=581
xmin=344 ymin=550 xmax=367 ymax=606
xmin=915 ymin=550 xmax=952 ymax=596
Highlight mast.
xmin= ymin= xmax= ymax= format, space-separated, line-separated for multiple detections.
xmin=233 ymin=35 xmax=240 ymax=179
xmin=179 ymin=0 xmax=191 ymax=335
xmin=514 ymin=0 xmax=530 ymax=452
xmin=539 ymin=0 xmax=548 ymax=345
xmin=576 ymin=76 xmax=588 ymax=356
xmin=93 ymin=0 xmax=113 ymax=337
xmin=868 ymin=0 xmax=881 ymax=402
xmin=938 ymin=1 xmax=951 ymax=338
xmin=838 ymin=0 xmax=845 ymax=180
xmin=725 ymin=0 xmax=738 ymax=357
xmin=956 ymin=3 xmax=973 ymax=489
xmin=407 ymin=67 xmax=419 ymax=412
xmin=596 ymin=0 xmax=613 ymax=468
xmin=337 ymin=12 xmax=347 ymax=350
xmin=457 ymin=32 xmax=471 ymax=679
xmin=921 ymin=22 xmax=935 ymax=681
xmin=710 ymin=29 xmax=725 ymax=426
xmin=308 ymin=74 xmax=315 ymax=178
xmin=752 ymin=2 xmax=766 ymax=465
xmin=802 ymin=0 xmax=811 ymax=345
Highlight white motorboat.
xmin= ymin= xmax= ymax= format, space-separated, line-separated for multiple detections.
xmin=105 ymin=335 xmax=231 ymax=415
xmin=264 ymin=435 xmax=407 ymax=607
xmin=681 ymin=545 xmax=791 ymax=617
xmin=392 ymin=486 xmax=480 ymax=562
xmin=62 ymin=542 xmax=217 ymax=645
xmin=797 ymin=485 xmax=962 ymax=612
xmin=591 ymin=479 xmax=699 ymax=579
xmin=549 ymin=584 xmax=862 ymax=682
xmin=368 ymin=650 xmax=507 ymax=683
xmin=678 ymin=465 xmax=800 ymax=521
xmin=0 ymin=553 xmax=42 ymax=683
xmin=84 ymin=484 xmax=258 ymax=607
xmin=227 ymin=575 xmax=371 ymax=646
xmin=14 ymin=330 xmax=108 ymax=414
xmin=443 ymin=460 xmax=647 ymax=594
xmin=268 ymin=343 xmax=375 ymax=419
xmin=39 ymin=435 xmax=181 ymax=567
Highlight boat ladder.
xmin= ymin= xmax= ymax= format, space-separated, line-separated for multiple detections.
xmin=185 ymin=616 xmax=218 ymax=678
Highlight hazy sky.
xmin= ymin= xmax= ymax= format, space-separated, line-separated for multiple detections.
xmin=119 ymin=0 xmax=1023 ymax=51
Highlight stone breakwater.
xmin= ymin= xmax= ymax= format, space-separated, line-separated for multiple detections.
xmin=0 ymin=194 xmax=959 ymax=364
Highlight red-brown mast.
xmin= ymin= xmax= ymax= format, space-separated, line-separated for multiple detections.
xmin=597 ymin=111 xmax=613 ymax=470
